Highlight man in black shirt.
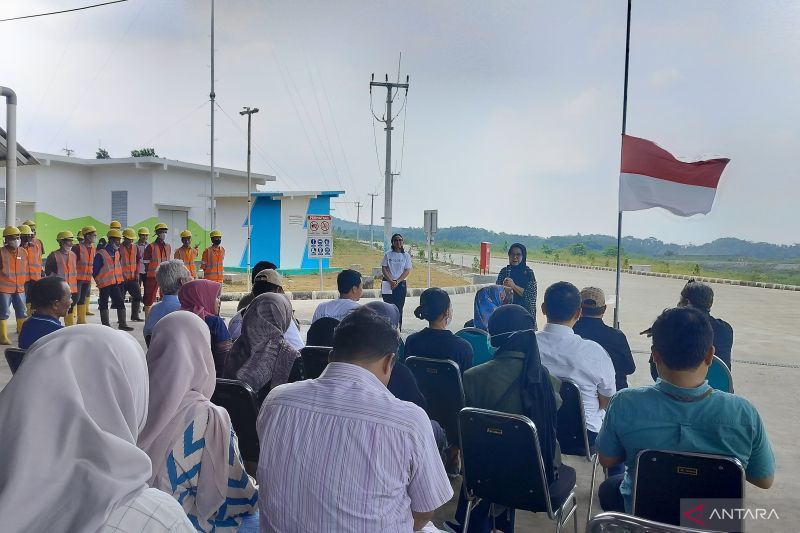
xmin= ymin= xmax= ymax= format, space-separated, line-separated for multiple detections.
xmin=678 ymin=280 xmax=734 ymax=369
xmin=573 ymin=287 xmax=636 ymax=390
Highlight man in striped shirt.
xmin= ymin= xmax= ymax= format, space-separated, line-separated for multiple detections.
xmin=257 ymin=307 xmax=453 ymax=533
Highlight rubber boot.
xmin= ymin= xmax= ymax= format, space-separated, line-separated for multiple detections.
xmin=64 ymin=312 xmax=75 ymax=326
xmin=130 ymin=301 xmax=143 ymax=322
xmin=85 ymin=305 xmax=95 ymax=316
xmin=26 ymin=303 xmax=32 ymax=316
xmin=16 ymin=318 xmax=26 ymax=335
xmin=100 ymin=308 xmax=111 ymax=327
xmin=144 ymin=305 xmax=150 ymax=318
xmin=77 ymin=304 xmax=88 ymax=324
xmin=117 ymin=308 xmax=134 ymax=331
xmin=72 ymin=306 xmax=78 ymax=324
xmin=0 ymin=320 xmax=10 ymax=345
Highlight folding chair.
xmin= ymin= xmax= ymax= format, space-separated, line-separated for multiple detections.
xmin=405 ymin=356 xmax=464 ymax=448
xmin=556 ymin=379 xmax=602 ymax=523
xmin=651 ymin=355 xmax=733 ymax=393
xmin=210 ymin=379 xmax=261 ymax=463
xmin=587 ymin=512 xmax=717 ymax=532
xmin=300 ymin=346 xmax=331 ymax=380
xmin=459 ymin=408 xmax=578 ymax=533
xmin=4 ymin=347 xmax=26 ymax=374
xmin=632 ymin=450 xmax=745 ymax=529
xmin=455 ymin=327 xmax=496 ymax=366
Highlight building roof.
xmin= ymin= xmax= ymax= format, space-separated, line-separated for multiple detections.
xmin=252 ymin=190 xmax=344 ymax=198
xmin=0 ymin=127 xmax=38 ymax=167
xmin=29 ymin=151 xmax=275 ymax=183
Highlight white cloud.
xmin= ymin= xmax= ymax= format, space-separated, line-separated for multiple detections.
xmin=648 ymin=68 xmax=684 ymax=89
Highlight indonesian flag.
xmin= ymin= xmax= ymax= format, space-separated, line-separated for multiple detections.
xmin=619 ymin=135 xmax=730 ymax=216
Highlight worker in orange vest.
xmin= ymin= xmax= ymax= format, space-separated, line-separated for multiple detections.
xmin=0 ymin=226 xmax=29 ymax=344
xmin=22 ymin=219 xmax=45 ymax=260
xmin=73 ymin=225 xmax=97 ymax=324
xmin=44 ymin=231 xmax=79 ymax=326
xmin=143 ymin=223 xmax=172 ymax=315
xmin=119 ymin=228 xmax=144 ymax=322
xmin=18 ymin=224 xmax=42 ymax=316
xmin=175 ymin=230 xmax=199 ymax=278
xmin=93 ymin=229 xmax=133 ymax=331
xmin=201 ymin=230 xmax=225 ymax=284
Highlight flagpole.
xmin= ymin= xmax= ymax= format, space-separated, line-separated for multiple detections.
xmin=614 ymin=0 xmax=632 ymax=330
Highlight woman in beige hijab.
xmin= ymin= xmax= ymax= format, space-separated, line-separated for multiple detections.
xmin=0 ymin=325 xmax=194 ymax=532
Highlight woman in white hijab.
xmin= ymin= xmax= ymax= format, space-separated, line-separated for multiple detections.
xmin=0 ymin=325 xmax=194 ymax=533
xmin=139 ymin=311 xmax=258 ymax=532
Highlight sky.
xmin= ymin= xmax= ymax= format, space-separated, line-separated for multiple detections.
xmin=2 ymin=0 xmax=799 ymax=245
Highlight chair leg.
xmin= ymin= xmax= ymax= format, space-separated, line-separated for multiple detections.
xmin=572 ymin=494 xmax=579 ymax=533
xmin=462 ymin=498 xmax=474 ymax=533
xmin=490 ymin=503 xmax=496 ymax=532
xmin=586 ymin=453 xmax=599 ymax=525
xmin=556 ymin=493 xmax=578 ymax=533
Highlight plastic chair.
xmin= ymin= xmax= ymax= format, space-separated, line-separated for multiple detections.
xmin=459 ymin=408 xmax=578 ymax=533
xmin=405 ymin=356 xmax=465 ymax=448
xmin=299 ymin=346 xmax=331 ymax=380
xmin=455 ymin=327 xmax=496 ymax=366
xmin=632 ymin=449 xmax=744 ymax=528
xmin=587 ymin=512 xmax=717 ymax=532
xmin=210 ymin=379 xmax=261 ymax=463
xmin=4 ymin=348 xmax=26 ymax=374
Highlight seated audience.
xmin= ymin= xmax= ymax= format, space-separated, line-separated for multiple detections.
xmin=0 ymin=325 xmax=194 ymax=532
xmin=143 ymin=259 xmax=192 ymax=345
xmin=573 ymin=287 xmax=635 ymax=390
xmin=472 ymin=284 xmax=511 ymax=331
xmin=597 ymin=307 xmax=774 ymax=514
xmin=536 ymin=281 xmax=616 ymax=444
xmin=311 ymin=268 xmax=362 ymax=322
xmin=224 ymin=293 xmax=300 ymax=396
xmin=229 ymin=269 xmax=304 ymax=350
xmin=178 ymin=279 xmax=232 ymax=374
xmin=139 ymin=311 xmax=258 ymax=531
xmin=405 ymin=287 xmax=474 ymax=373
xmin=18 ymin=276 xmax=71 ymax=349
xmin=306 ymin=316 xmax=339 ymax=347
xmin=236 ymin=260 xmax=278 ymax=311
xmin=256 ymin=308 xmax=453 ymax=532
xmin=447 ymin=304 xmax=566 ymax=532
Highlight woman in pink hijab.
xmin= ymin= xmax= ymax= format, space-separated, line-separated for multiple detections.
xmin=178 ymin=279 xmax=232 ymax=373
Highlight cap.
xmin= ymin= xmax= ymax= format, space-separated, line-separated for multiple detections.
xmin=81 ymin=225 xmax=97 ymax=234
xmin=210 ymin=230 xmax=222 ymax=238
xmin=580 ymin=287 xmax=606 ymax=309
xmin=154 ymin=223 xmax=168 ymax=232
xmin=3 ymin=226 xmax=20 ymax=238
xmin=254 ymin=268 xmax=284 ymax=287
xmin=57 ymin=230 xmax=75 ymax=241
xmin=22 ymin=219 xmax=36 ymax=227
xmin=180 ymin=230 xmax=192 ymax=238
xmin=109 ymin=220 xmax=122 ymax=229
xmin=138 ymin=227 xmax=150 ymax=236
xmin=681 ymin=279 xmax=714 ymax=310
xmin=107 ymin=228 xmax=123 ymax=239
xmin=17 ymin=224 xmax=33 ymax=236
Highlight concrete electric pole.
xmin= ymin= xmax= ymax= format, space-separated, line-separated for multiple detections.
xmin=368 ymin=193 xmax=379 ymax=247
xmin=355 ymin=201 xmax=362 ymax=242
xmin=239 ymin=106 xmax=259 ymax=292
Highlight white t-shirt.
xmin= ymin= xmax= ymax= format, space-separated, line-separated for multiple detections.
xmin=381 ymin=250 xmax=412 ymax=281
xmin=536 ymin=323 xmax=616 ymax=433
xmin=312 ymin=298 xmax=361 ymax=323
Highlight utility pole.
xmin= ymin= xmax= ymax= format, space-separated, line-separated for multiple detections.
xmin=355 ymin=201 xmax=362 ymax=242
xmin=370 ymin=73 xmax=409 ymax=251
xmin=239 ymin=106 xmax=259 ymax=292
xmin=209 ymin=0 xmax=216 ymax=231
xmin=62 ymin=146 xmax=74 ymax=157
xmin=368 ymin=193 xmax=379 ymax=247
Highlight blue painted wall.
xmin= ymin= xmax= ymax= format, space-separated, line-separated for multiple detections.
xmin=242 ymin=196 xmax=281 ymax=268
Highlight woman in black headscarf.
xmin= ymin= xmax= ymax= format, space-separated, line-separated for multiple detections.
xmin=496 ymin=242 xmax=538 ymax=329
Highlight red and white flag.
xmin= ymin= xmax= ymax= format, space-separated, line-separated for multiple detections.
xmin=619 ymin=135 xmax=730 ymax=216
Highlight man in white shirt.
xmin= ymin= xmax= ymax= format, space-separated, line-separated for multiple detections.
xmin=312 ymin=269 xmax=362 ymax=323
xmin=536 ymin=281 xmax=616 ymax=444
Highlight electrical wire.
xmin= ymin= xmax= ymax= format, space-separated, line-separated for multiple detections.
xmin=143 ymin=99 xmax=210 ymax=146
xmin=0 ymin=0 xmax=128 ymax=22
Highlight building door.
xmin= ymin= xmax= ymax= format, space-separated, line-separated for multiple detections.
xmin=157 ymin=208 xmax=188 ymax=253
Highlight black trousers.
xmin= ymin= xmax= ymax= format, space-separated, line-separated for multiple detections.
xmin=120 ymin=278 xmax=142 ymax=303
xmin=98 ymin=284 xmax=125 ymax=310
xmin=381 ymin=281 xmax=407 ymax=329
xmin=76 ymin=281 xmax=92 ymax=305
xmin=599 ymin=474 xmax=626 ymax=512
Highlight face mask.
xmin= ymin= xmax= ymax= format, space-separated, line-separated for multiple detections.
xmin=157 ymin=233 xmax=166 ymax=241
xmin=61 ymin=244 xmax=73 ymax=252
xmin=211 ymin=238 xmax=222 ymax=246
xmin=8 ymin=239 xmax=20 ymax=249
xmin=112 ymin=243 xmax=120 ymax=251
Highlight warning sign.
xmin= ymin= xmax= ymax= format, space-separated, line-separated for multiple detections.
xmin=307 ymin=215 xmax=333 ymax=259
xmin=308 ymin=237 xmax=333 ymax=259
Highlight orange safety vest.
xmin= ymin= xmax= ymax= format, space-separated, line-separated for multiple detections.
xmin=76 ymin=243 xmax=96 ymax=283
xmin=52 ymin=251 xmax=78 ymax=293
xmin=0 ymin=246 xmax=28 ymax=294
xmin=175 ymin=246 xmax=198 ymax=278
xmin=145 ymin=242 xmax=172 ymax=278
xmin=34 ymin=238 xmax=44 ymax=259
xmin=22 ymin=243 xmax=42 ymax=281
xmin=201 ymin=245 xmax=225 ymax=282
xmin=119 ymin=243 xmax=139 ymax=281
xmin=95 ymin=249 xmax=124 ymax=289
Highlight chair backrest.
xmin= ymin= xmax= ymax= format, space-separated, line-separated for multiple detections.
xmin=556 ymin=378 xmax=592 ymax=459
xmin=455 ymin=327 xmax=495 ymax=366
xmin=632 ymin=449 xmax=745 ymax=527
xmin=706 ymin=355 xmax=734 ymax=393
xmin=587 ymin=512 xmax=717 ymax=533
xmin=405 ymin=356 xmax=465 ymax=446
xmin=459 ymin=408 xmax=556 ymax=516
xmin=4 ymin=348 xmax=26 ymax=374
xmin=306 ymin=317 xmax=339 ymax=347
xmin=300 ymin=346 xmax=331 ymax=380
xmin=287 ymin=357 xmax=305 ymax=383
xmin=210 ymin=379 xmax=260 ymax=463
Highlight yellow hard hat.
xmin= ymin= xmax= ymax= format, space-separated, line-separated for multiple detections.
xmin=3 ymin=226 xmax=20 ymax=238
xmin=57 ymin=231 xmax=75 ymax=241
xmin=77 ymin=230 xmax=84 ymax=239
xmin=22 ymin=219 xmax=36 ymax=227
xmin=81 ymin=225 xmax=97 ymax=234
xmin=209 ymin=230 xmax=222 ymax=238
xmin=154 ymin=223 xmax=169 ymax=231
xmin=109 ymin=220 xmax=122 ymax=229
xmin=107 ymin=228 xmax=123 ymax=239
xmin=122 ymin=228 xmax=137 ymax=240
xmin=138 ymin=227 xmax=150 ymax=236
xmin=180 ymin=230 xmax=192 ymax=238
xmin=18 ymin=224 xmax=33 ymax=236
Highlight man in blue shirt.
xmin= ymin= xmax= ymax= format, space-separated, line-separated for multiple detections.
xmin=143 ymin=259 xmax=191 ymax=345
xmin=19 ymin=277 xmax=72 ymax=349
xmin=597 ymin=307 xmax=775 ymax=514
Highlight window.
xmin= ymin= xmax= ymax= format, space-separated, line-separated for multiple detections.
xmin=111 ymin=191 xmax=128 ymax=227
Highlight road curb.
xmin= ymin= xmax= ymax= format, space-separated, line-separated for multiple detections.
xmin=220 ymin=282 xmax=496 ymax=302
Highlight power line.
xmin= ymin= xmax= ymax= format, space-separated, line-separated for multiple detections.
xmin=0 ymin=0 xmax=128 ymax=23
